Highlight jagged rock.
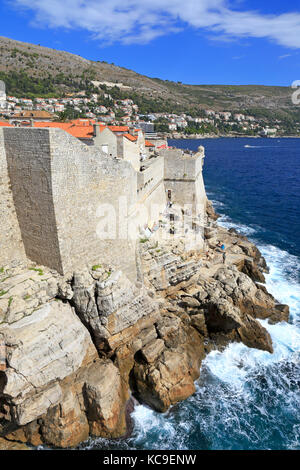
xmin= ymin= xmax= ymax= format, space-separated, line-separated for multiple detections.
xmin=106 ymin=310 xmax=160 ymax=353
xmin=133 ymin=325 xmax=204 ymax=412
xmin=83 ymin=361 xmax=128 ymax=438
xmin=0 ymin=300 xmax=97 ymax=444
xmin=268 ymin=304 xmax=290 ymax=324
xmin=0 ymin=265 xmax=59 ymax=324
xmin=40 ymin=389 xmax=89 ymax=448
xmin=7 ymin=420 xmax=43 ymax=447
xmin=0 ymin=437 xmax=30 ymax=450
xmin=241 ymin=258 xmax=266 ymax=283
xmin=204 ymin=299 xmax=243 ymax=333
xmin=238 ymin=315 xmax=273 ymax=353
xmin=0 ymin=198 xmax=291 ymax=448
xmin=237 ymin=241 xmax=268 ymax=272
xmin=206 ymin=200 xmax=220 ymax=221
xmin=190 ymin=314 xmax=208 ymax=336
xmin=139 ymin=326 xmax=158 ymax=347
xmin=134 ymin=347 xmax=199 ymax=412
xmin=71 ymin=269 xmax=159 ymax=353
xmin=180 ymin=296 xmax=201 ymax=308
xmin=156 ymin=315 xmax=181 ymax=339
xmin=212 ymin=265 xmax=289 ymax=325
xmin=14 ymin=384 xmax=63 ymax=426
xmin=141 ymin=339 xmax=165 ymax=364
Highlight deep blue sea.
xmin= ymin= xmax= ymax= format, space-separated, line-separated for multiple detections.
xmin=84 ymin=138 xmax=300 ymax=451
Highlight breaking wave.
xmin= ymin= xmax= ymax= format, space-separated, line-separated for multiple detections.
xmin=124 ymin=210 xmax=300 ymax=450
xmin=84 ymin=204 xmax=300 ymax=451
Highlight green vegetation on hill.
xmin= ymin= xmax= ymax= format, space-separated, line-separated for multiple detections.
xmin=0 ymin=69 xmax=100 ymax=99
xmin=0 ymin=36 xmax=300 ymax=134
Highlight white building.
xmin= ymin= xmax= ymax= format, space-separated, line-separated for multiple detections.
xmin=0 ymin=81 xmax=7 ymax=109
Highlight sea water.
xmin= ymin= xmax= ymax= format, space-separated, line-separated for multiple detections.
xmin=83 ymin=138 xmax=300 ymax=451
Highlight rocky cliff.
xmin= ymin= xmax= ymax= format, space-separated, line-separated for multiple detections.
xmin=0 ymin=200 xmax=289 ymax=449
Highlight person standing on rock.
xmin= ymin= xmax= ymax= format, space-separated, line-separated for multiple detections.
xmin=221 ymin=244 xmax=226 ymax=263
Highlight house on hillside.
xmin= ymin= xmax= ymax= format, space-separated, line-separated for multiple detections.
xmin=10 ymin=110 xmax=56 ymax=125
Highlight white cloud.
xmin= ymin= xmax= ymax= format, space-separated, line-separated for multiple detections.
xmin=279 ymin=53 xmax=294 ymax=60
xmin=11 ymin=0 xmax=300 ymax=48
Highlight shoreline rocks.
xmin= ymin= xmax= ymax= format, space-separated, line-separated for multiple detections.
xmin=0 ymin=199 xmax=290 ymax=449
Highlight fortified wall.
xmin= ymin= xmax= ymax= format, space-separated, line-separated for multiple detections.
xmin=0 ymin=129 xmax=26 ymax=266
xmin=0 ymin=128 xmax=207 ymax=282
xmin=161 ymin=147 xmax=206 ymax=218
xmin=137 ymin=156 xmax=167 ymax=226
xmin=1 ymin=128 xmax=138 ymax=281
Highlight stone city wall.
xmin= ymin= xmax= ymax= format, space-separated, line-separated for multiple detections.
xmin=3 ymin=128 xmax=139 ymax=281
xmin=137 ymin=157 xmax=166 ymax=226
xmin=162 ymin=148 xmax=206 ymax=214
xmin=0 ymin=129 xmax=30 ymax=268
xmin=122 ymin=136 xmax=140 ymax=172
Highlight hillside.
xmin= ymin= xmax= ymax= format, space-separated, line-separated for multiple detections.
xmin=0 ymin=35 xmax=298 ymax=121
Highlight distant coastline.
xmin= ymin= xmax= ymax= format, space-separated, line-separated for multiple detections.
xmin=165 ymin=133 xmax=300 ymax=140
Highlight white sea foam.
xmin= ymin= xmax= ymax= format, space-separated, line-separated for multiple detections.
xmin=129 ymin=213 xmax=300 ymax=449
xmin=86 ymin=205 xmax=300 ymax=450
xmin=218 ymin=213 xmax=257 ymax=236
xmin=205 ymin=211 xmax=300 ymax=388
xmin=259 ymin=244 xmax=300 ymax=320
xmin=210 ymin=199 xmax=225 ymax=208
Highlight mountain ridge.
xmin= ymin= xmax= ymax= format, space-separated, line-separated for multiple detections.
xmin=0 ymin=35 xmax=297 ymax=120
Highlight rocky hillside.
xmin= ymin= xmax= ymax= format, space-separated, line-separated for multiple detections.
xmin=0 ymin=36 xmax=297 ymax=119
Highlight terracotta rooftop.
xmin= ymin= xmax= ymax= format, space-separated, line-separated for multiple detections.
xmin=124 ymin=133 xmax=138 ymax=142
xmin=33 ymin=121 xmax=144 ymax=141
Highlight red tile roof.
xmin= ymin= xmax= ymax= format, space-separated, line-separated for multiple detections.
xmin=124 ymin=133 xmax=138 ymax=142
xmin=108 ymin=126 xmax=129 ymax=133
xmin=33 ymin=121 xmax=137 ymax=141
xmin=145 ymin=140 xmax=155 ymax=147
xmin=34 ymin=121 xmax=94 ymax=139
xmin=34 ymin=122 xmax=71 ymax=130
xmin=0 ymin=121 xmax=12 ymax=127
xmin=67 ymin=125 xmax=94 ymax=139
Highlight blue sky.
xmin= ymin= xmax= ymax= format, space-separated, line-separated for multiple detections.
xmin=1 ymin=0 xmax=300 ymax=86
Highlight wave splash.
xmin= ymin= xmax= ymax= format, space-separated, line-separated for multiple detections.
xmin=84 ymin=197 xmax=300 ymax=451
xmin=126 ymin=201 xmax=300 ymax=451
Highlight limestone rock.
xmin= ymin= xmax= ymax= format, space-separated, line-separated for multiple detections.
xmin=141 ymin=339 xmax=165 ymax=364
xmin=268 ymin=304 xmax=290 ymax=324
xmin=133 ymin=325 xmax=204 ymax=412
xmin=40 ymin=390 xmax=89 ymax=448
xmin=241 ymin=258 xmax=265 ymax=283
xmin=190 ymin=314 xmax=208 ymax=336
xmin=71 ymin=269 xmax=159 ymax=353
xmin=0 ymin=300 xmax=97 ymax=428
xmin=206 ymin=200 xmax=220 ymax=221
xmin=83 ymin=361 xmax=128 ymax=438
xmin=238 ymin=315 xmax=273 ymax=353
xmin=0 ymin=265 xmax=59 ymax=324
xmin=180 ymin=296 xmax=201 ymax=308
xmin=0 ymin=437 xmax=31 ymax=450
xmin=204 ymin=299 xmax=243 ymax=333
